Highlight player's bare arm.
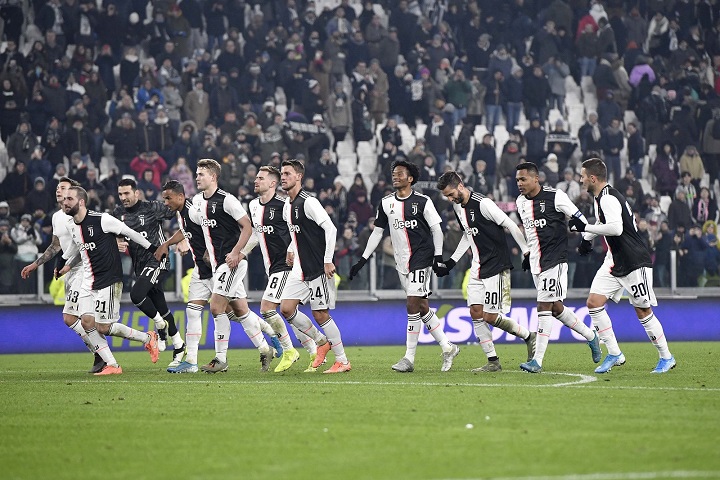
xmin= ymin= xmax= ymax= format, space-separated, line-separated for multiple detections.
xmin=226 ymin=215 xmax=253 ymax=268
xmin=21 ymin=235 xmax=61 ymax=279
xmin=154 ymin=228 xmax=185 ymax=261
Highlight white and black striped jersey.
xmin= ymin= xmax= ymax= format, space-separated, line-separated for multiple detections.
xmin=249 ymin=195 xmax=292 ymax=276
xmin=453 ymin=193 xmax=514 ymax=279
xmin=594 ymin=185 xmax=653 ymax=277
xmin=190 ymin=188 xmax=248 ymax=271
xmin=178 ymin=199 xmax=212 ymax=280
xmin=517 ymin=187 xmax=585 ymax=274
xmin=375 ymin=190 xmax=442 ymax=274
xmin=283 ymin=190 xmax=334 ymax=281
xmin=65 ymin=212 xmax=151 ymax=290
xmin=52 ymin=209 xmax=75 ymax=258
xmin=113 ymin=200 xmax=174 ymax=276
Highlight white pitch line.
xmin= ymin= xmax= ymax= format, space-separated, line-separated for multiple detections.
xmin=440 ymin=471 xmax=720 ymax=480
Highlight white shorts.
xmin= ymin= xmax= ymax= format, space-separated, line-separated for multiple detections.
xmin=78 ymin=282 xmax=123 ymax=324
xmin=398 ymin=267 xmax=432 ymax=298
xmin=467 ymin=270 xmax=511 ymax=314
xmin=262 ymin=270 xmax=291 ymax=303
xmin=532 ymin=263 xmax=568 ymax=303
xmin=212 ymin=260 xmax=248 ymax=299
xmin=62 ymin=265 xmax=82 ymax=316
xmin=590 ymin=262 xmax=657 ymax=308
xmin=188 ymin=268 xmax=214 ymax=302
xmin=281 ymin=273 xmax=336 ymax=310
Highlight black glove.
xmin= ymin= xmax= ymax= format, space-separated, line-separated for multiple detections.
xmin=348 ymin=257 xmax=367 ymax=280
xmin=578 ymin=239 xmax=593 ymax=256
xmin=432 ymin=255 xmax=449 ymax=277
xmin=522 ymin=253 xmax=531 ymax=271
xmin=568 ymin=216 xmax=586 ymax=232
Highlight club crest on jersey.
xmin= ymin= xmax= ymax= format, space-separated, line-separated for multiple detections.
xmin=211 ymin=203 xmax=217 ymax=214
xmin=269 ymin=208 xmax=275 ymax=220
xmin=294 ymin=207 xmax=299 ymax=219
xmin=540 ymin=201 xmax=546 ymax=213
xmin=411 ymin=203 xmax=418 ymax=215
xmin=469 ymin=210 xmax=475 ymax=222
xmin=88 ymin=226 xmax=94 ymax=237
xmin=139 ymin=214 xmax=145 ymax=226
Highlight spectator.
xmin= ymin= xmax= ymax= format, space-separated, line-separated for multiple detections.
xmin=679 ymin=144 xmax=705 ymax=190
xmin=137 ymin=169 xmax=160 ymax=202
xmin=617 ymin=168 xmax=645 ymax=210
xmin=692 ymin=187 xmax=719 ymax=224
xmin=106 ymin=113 xmax=138 ymax=175
xmin=543 ymin=57 xmax=570 ymax=115
xmin=578 ymin=111 xmax=604 ymax=155
xmin=424 ymin=112 xmax=453 ymax=170
xmin=626 ymin=122 xmax=646 ymax=179
xmin=25 ymin=178 xmax=53 ymax=216
xmin=352 ymin=89 xmax=374 ymax=145
xmin=523 ymin=64 xmax=551 ymax=121
xmin=348 ymin=192 xmax=373 ymax=229
xmin=26 ymin=146 xmax=52 ymax=183
xmin=603 ymin=118 xmax=624 ymax=183
xmin=11 ymin=214 xmax=42 ymax=293
xmin=443 ymin=69 xmax=472 ymax=126
xmin=652 ymin=141 xmax=680 ymax=196
xmin=484 ymin=70 xmax=506 ymax=134
xmin=0 ymin=219 xmax=17 ymax=293
xmin=679 ymin=225 xmax=706 ymax=286
xmin=524 ymin=116 xmax=547 ymax=166
xmin=1 ymin=162 xmax=32 ymax=216
xmin=556 ymin=167 xmax=581 ymax=202
xmin=675 ymin=172 xmax=698 ymax=211
xmin=541 ymin=153 xmax=561 ymax=186
xmin=7 ymin=121 xmax=39 ymax=167
xmin=668 ymin=189 xmax=695 ymax=231
xmin=130 ymin=152 xmax=167 ymax=189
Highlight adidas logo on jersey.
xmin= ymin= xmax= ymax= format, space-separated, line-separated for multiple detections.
xmin=523 ymin=218 xmax=547 ymax=229
xmin=393 ymin=219 xmax=418 ymax=229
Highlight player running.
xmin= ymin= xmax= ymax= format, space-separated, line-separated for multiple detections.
xmin=279 ymin=159 xmax=350 ymax=373
xmin=21 ymin=177 xmax=112 ymax=373
xmin=435 ymin=171 xmax=536 ymax=372
xmin=114 ymin=178 xmax=184 ymax=365
xmin=515 ymin=162 xmax=602 ymax=373
xmin=60 ymin=186 xmax=160 ymax=374
xmin=190 ymin=159 xmax=276 ymax=373
xmin=349 ymin=160 xmax=459 ymax=372
xmin=574 ymin=158 xmax=675 ymax=373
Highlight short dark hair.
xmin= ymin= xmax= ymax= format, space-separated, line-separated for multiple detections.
xmin=69 ymin=186 xmax=88 ymax=204
xmin=197 ymin=158 xmax=222 ymax=178
xmin=391 ymin=159 xmax=419 ymax=185
xmin=259 ymin=165 xmax=281 ymax=183
xmin=118 ymin=178 xmax=138 ymax=190
xmin=162 ymin=180 xmax=185 ymax=195
xmin=516 ymin=162 xmax=539 ymax=176
xmin=58 ymin=176 xmax=81 ymax=187
xmin=582 ymin=158 xmax=607 ymax=181
xmin=436 ymin=171 xmax=463 ymax=190
xmin=281 ymin=159 xmax=305 ymax=175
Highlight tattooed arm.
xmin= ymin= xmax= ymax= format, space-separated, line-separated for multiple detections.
xmin=20 ymin=235 xmax=62 ymax=279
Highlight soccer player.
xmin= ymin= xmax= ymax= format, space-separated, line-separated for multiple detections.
xmin=349 ymin=160 xmax=459 ymax=373
xmin=60 ymin=186 xmax=160 ymax=375
xmin=279 ymin=159 xmax=350 ymax=373
xmin=21 ymin=177 xmax=111 ymax=373
xmin=240 ymin=165 xmax=320 ymax=373
xmin=574 ymin=158 xmax=675 ymax=373
xmin=115 ymin=178 xmax=184 ymax=366
xmin=515 ymin=162 xmax=602 ymax=373
xmin=435 ymin=171 xmax=536 ymax=372
xmin=190 ymin=159 xmax=275 ymax=373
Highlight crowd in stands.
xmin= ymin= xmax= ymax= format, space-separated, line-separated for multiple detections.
xmin=1 ymin=0 xmax=720 ymax=295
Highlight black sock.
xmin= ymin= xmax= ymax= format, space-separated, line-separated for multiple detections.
xmin=163 ymin=312 xmax=178 ymax=337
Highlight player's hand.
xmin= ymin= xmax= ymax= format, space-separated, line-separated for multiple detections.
xmin=177 ymin=239 xmax=190 ymax=256
xmin=58 ymin=265 xmax=71 ymax=277
xmin=324 ymin=262 xmax=336 ymax=278
xmin=348 ymin=257 xmax=367 ymax=280
xmin=568 ymin=216 xmax=586 ymax=232
xmin=522 ymin=253 xmax=531 ymax=271
xmin=432 ymin=255 xmax=449 ymax=277
xmin=21 ymin=262 xmax=38 ymax=279
xmin=226 ymin=251 xmax=241 ymax=269
xmin=117 ymin=238 xmax=129 ymax=253
xmin=154 ymin=243 xmax=169 ymax=261
xmin=286 ymin=251 xmax=294 ymax=266
xmin=578 ymin=239 xmax=593 ymax=256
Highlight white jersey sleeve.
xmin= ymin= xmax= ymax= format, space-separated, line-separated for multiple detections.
xmin=303 ymin=196 xmax=337 ymax=262
xmin=480 ymin=198 xmax=529 ymax=254
xmin=52 ymin=210 xmax=74 ymax=254
xmin=101 ymin=213 xmax=152 ymax=249
xmin=423 ymin=199 xmax=442 ymax=227
xmin=585 ymin=194 xmax=624 ymax=237
xmin=222 ymin=192 xmax=248 ymax=221
xmin=554 ymin=189 xmax=586 ymax=221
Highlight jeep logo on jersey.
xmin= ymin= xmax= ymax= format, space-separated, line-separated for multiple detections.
xmin=256 ymin=225 xmax=275 ymax=234
xmin=201 ymin=219 xmax=218 ymax=228
xmin=523 ymin=218 xmax=547 ymax=229
xmin=540 ymin=201 xmax=546 ymax=213
xmin=411 ymin=203 xmax=418 ymax=215
xmin=183 ymin=231 xmax=193 ymax=239
xmin=465 ymin=227 xmax=479 ymax=236
xmin=88 ymin=226 xmax=94 ymax=237
xmin=393 ymin=219 xmax=418 ymax=229
xmin=268 ymin=208 xmax=275 ymax=220
xmin=139 ymin=215 xmax=145 ymax=226
xmin=288 ymin=224 xmax=301 ymax=233
xmin=79 ymin=242 xmax=97 ymax=251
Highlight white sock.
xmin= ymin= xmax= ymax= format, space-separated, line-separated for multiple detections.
xmin=213 ymin=313 xmax=231 ymax=363
xmin=291 ymin=323 xmax=317 ymax=354
xmin=405 ymin=313 xmax=422 ymax=363
xmin=86 ymin=328 xmax=118 ymax=366
xmin=238 ymin=311 xmax=270 ymax=352
xmin=287 ymin=309 xmax=326 ymax=344
xmin=473 ymin=320 xmax=497 ymax=359
xmin=589 ymin=306 xmax=621 ymax=356
xmin=185 ymin=303 xmax=203 ymax=364
xmin=170 ymin=332 xmax=184 ymax=349
xmin=263 ymin=311 xmax=293 ymax=350
xmin=153 ymin=313 xmax=167 ymax=331
xmin=493 ymin=314 xmax=530 ymax=340
xmin=421 ymin=310 xmax=452 ymax=352
xmin=109 ymin=323 xmax=151 ymax=343
xmin=69 ymin=319 xmax=94 ymax=352
xmin=534 ymin=311 xmax=554 ymax=365
xmin=319 ymin=317 xmax=347 ymax=363
xmin=640 ymin=312 xmax=672 ymax=359
xmin=556 ymin=306 xmax=594 ymax=341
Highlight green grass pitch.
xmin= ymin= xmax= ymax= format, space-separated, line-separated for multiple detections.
xmin=1 ymin=342 xmax=719 ymax=480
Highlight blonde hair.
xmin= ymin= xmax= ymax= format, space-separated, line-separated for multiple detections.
xmin=197 ymin=158 xmax=221 ymax=179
